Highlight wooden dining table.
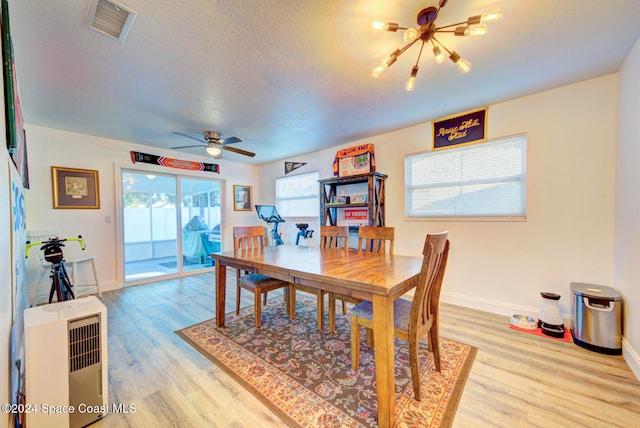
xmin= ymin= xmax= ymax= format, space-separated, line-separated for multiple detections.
xmin=211 ymin=244 xmax=423 ymax=428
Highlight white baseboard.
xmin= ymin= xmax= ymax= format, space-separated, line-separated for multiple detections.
xmin=441 ymin=291 xmax=545 ymax=320
xmin=623 ymin=337 xmax=640 ymax=381
xmin=442 ymin=291 xmax=640 ymax=382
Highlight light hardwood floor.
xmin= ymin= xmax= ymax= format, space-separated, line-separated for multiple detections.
xmin=93 ymin=272 xmax=640 ymax=427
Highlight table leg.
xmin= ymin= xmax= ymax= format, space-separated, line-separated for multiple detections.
xmin=216 ymin=261 xmax=226 ymax=327
xmin=372 ymin=294 xmax=395 ymax=428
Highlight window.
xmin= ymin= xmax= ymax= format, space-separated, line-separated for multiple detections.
xmin=405 ymin=135 xmax=526 ymax=218
xmin=276 ymin=171 xmax=320 ymax=217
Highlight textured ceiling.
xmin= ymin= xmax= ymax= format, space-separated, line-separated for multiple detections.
xmin=7 ymin=0 xmax=640 ymax=165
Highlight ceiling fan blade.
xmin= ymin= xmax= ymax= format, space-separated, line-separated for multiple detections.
xmin=170 ymin=144 xmax=205 ymax=149
xmin=221 ymin=136 xmax=242 ymax=145
xmin=172 ymin=131 xmax=206 ymax=143
xmin=223 ymin=146 xmax=256 ymax=157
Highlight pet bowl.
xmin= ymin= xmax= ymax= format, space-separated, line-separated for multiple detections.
xmin=510 ymin=314 xmax=537 ymax=330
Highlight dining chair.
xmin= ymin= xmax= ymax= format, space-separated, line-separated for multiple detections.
xmin=327 ymin=225 xmax=395 ymax=334
xmin=233 ymin=226 xmax=292 ymax=328
xmin=292 ymin=226 xmax=349 ymax=331
xmin=26 ymin=230 xmax=101 ymax=306
xmin=350 ymin=231 xmax=450 ymax=402
xmin=357 ymin=225 xmax=394 ymax=254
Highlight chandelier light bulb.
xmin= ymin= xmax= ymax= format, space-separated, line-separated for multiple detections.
xmin=465 ymin=24 xmax=487 ymax=38
xmin=371 ymin=51 xmax=399 ymax=78
xmin=372 ymin=19 xmax=399 ymax=32
xmin=371 ymin=64 xmax=385 ymax=78
xmin=449 ymin=51 xmax=471 ymax=73
xmin=403 ymin=27 xmax=419 ymax=43
xmin=371 ymin=19 xmax=388 ymax=31
xmin=432 ymin=45 xmax=444 ymax=63
xmin=481 ymin=8 xmax=503 ymax=23
xmin=405 ymin=66 xmax=419 ymax=92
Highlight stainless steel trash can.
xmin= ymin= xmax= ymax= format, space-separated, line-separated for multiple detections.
xmin=571 ymin=283 xmax=622 ymax=355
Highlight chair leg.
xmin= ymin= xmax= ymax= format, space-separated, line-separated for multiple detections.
xmin=429 ymin=325 xmax=441 ymax=372
xmin=235 ymin=284 xmax=241 ymax=315
xmin=254 ymin=288 xmax=262 ymax=329
xmin=365 ymin=327 xmax=374 ymax=348
xmin=408 ymin=335 xmax=421 ymax=401
xmin=70 ymin=261 xmax=78 ymax=297
xmin=328 ymin=293 xmax=336 ymax=334
xmin=263 ymin=291 xmax=268 ymax=305
xmin=351 ymin=318 xmax=361 ymax=370
xmin=89 ymin=258 xmax=101 ymax=297
xmin=341 ymin=299 xmax=347 ymax=315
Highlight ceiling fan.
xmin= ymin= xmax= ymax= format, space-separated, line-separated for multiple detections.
xmin=170 ymin=130 xmax=256 ymax=158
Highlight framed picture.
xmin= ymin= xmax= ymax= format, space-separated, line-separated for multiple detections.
xmin=51 ymin=166 xmax=100 ymax=209
xmin=233 ymin=185 xmax=252 ymax=211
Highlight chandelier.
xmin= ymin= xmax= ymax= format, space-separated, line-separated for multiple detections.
xmin=371 ymin=0 xmax=503 ymax=91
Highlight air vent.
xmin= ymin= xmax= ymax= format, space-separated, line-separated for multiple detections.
xmin=87 ymin=0 xmax=137 ymax=42
xmin=68 ymin=314 xmax=101 ymax=372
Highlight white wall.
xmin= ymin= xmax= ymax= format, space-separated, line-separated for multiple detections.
xmin=23 ymin=125 xmax=261 ymax=292
xmin=1 ymin=144 xmax=12 ymax=428
xmin=615 ymin=36 xmax=640 ymax=378
xmin=260 ymin=74 xmax=618 ymax=324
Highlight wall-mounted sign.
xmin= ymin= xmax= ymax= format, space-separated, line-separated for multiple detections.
xmin=344 ymin=209 xmax=368 ymax=220
xmin=130 ymin=151 xmax=219 ymax=173
xmin=432 ymin=107 xmax=488 ymax=150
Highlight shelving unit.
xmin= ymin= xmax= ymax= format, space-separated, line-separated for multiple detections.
xmin=319 ymin=172 xmax=387 ymax=227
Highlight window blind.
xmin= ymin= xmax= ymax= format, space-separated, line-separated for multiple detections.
xmin=405 ymin=135 xmax=526 ymax=218
xmin=276 ymin=171 xmax=320 ymax=217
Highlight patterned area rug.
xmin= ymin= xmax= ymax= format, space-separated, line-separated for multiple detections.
xmin=177 ymin=297 xmax=477 ymax=427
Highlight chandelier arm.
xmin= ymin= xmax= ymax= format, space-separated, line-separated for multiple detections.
xmin=432 ymin=36 xmax=452 ymax=55
xmin=414 ymin=41 xmax=426 ymax=66
xmin=396 ymin=37 xmax=422 ymax=58
xmin=435 ymin=21 xmax=469 ymax=31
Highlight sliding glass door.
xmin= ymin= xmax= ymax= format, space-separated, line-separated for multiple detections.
xmin=121 ymin=170 xmax=222 ymax=282
xmin=180 ymin=177 xmax=221 ymax=272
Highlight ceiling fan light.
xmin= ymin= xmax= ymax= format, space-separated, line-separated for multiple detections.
xmin=206 ymin=145 xmax=222 ymax=157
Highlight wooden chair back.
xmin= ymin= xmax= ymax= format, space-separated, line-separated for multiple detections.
xmin=319 ymin=226 xmax=349 ymax=249
xmin=411 ymin=231 xmax=450 ymax=337
xmin=233 ymin=226 xmax=265 ymax=250
xmin=357 ymin=226 xmax=394 ymax=254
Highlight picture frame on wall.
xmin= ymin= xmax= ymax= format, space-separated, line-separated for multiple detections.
xmin=51 ymin=166 xmax=100 ymax=209
xmin=233 ymin=185 xmax=252 ymax=211
xmin=2 ymin=0 xmax=29 ymax=188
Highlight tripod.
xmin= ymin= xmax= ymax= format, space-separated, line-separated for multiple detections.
xmin=26 ymin=236 xmax=86 ymax=304
xmin=48 ymin=258 xmax=75 ymax=303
